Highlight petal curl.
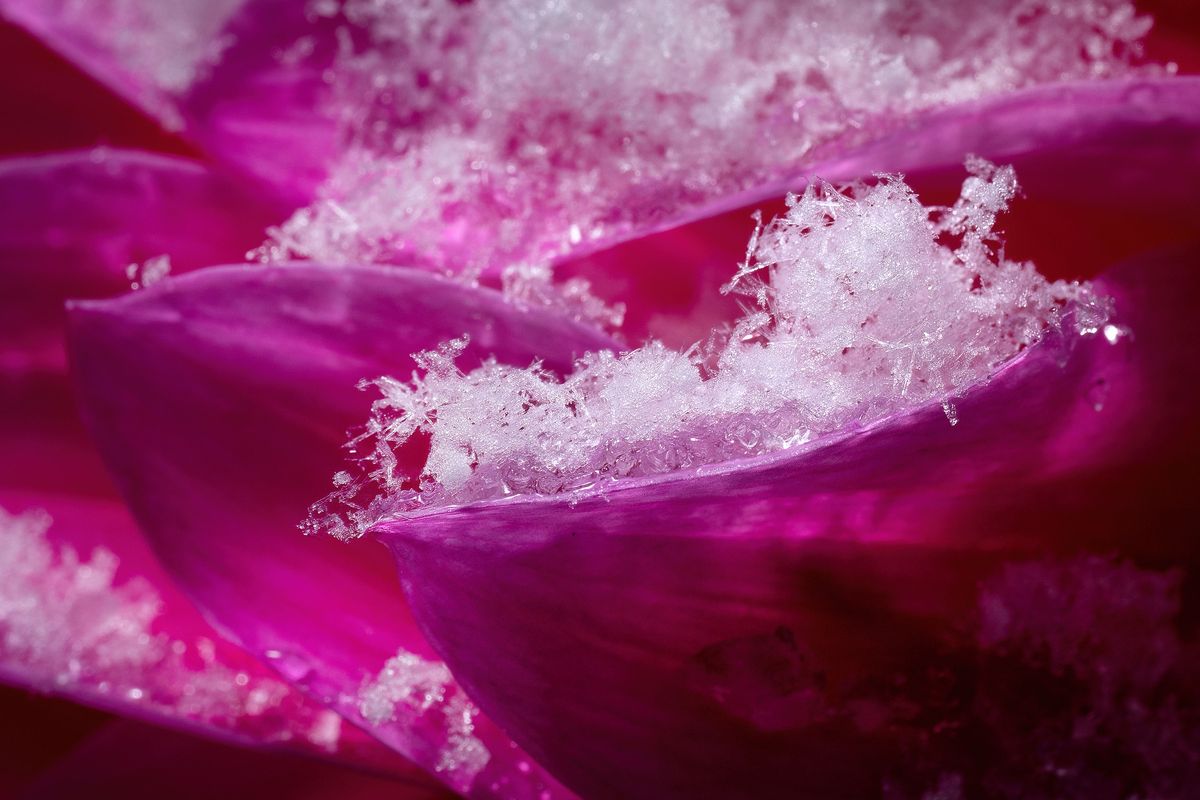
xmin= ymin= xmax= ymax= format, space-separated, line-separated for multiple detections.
xmin=0 ymin=0 xmax=244 ymax=131
xmin=0 ymin=374 xmax=420 ymax=777
xmin=812 ymin=77 xmax=1200 ymax=204
xmin=68 ymin=264 xmax=613 ymax=797
xmin=374 ymin=247 xmax=1200 ymax=798
xmin=0 ymin=0 xmax=341 ymax=201
xmin=565 ymin=76 xmax=1200 ymax=346
xmin=0 ymin=149 xmax=281 ymax=375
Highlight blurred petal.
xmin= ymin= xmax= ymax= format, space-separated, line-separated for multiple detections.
xmin=0 ymin=20 xmax=194 ymax=156
xmin=0 ymin=0 xmax=341 ymax=202
xmin=812 ymin=77 xmax=1200 ymax=204
xmin=375 ymin=246 xmax=1200 ymax=798
xmin=179 ymin=0 xmax=340 ymax=202
xmin=69 ymin=264 xmax=613 ymax=797
xmin=0 ymin=0 xmax=245 ymax=132
xmin=23 ymin=719 xmax=454 ymax=800
xmin=0 ymin=149 xmax=282 ymax=375
xmin=0 ymin=685 xmax=109 ymax=796
xmin=0 ymin=374 xmax=422 ymax=778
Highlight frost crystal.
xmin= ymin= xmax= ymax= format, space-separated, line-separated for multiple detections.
xmin=0 ymin=506 xmax=341 ymax=750
xmin=263 ymin=0 xmax=1154 ymax=275
xmin=310 ymin=162 xmax=1111 ymax=538
xmin=502 ymin=262 xmax=626 ymax=332
xmin=359 ymin=649 xmax=491 ymax=791
xmin=125 ymin=254 xmax=172 ymax=291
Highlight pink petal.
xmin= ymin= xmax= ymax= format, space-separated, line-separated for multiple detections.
xmin=23 ymin=719 xmax=454 ymax=800
xmin=0 ymin=149 xmax=282 ymax=375
xmin=564 ymin=76 xmax=1200 ymax=347
xmin=69 ymin=264 xmax=613 ymax=797
xmin=811 ymin=77 xmax=1200 ymax=204
xmin=0 ymin=376 xmax=423 ymax=778
xmin=0 ymin=0 xmax=244 ymax=132
xmin=0 ymin=0 xmax=340 ymax=202
xmin=373 ymin=247 xmax=1200 ymax=798
xmin=0 ymin=150 xmax=418 ymax=776
xmin=7 ymin=1 xmax=1179 ymax=271
xmin=179 ymin=1 xmax=341 ymax=202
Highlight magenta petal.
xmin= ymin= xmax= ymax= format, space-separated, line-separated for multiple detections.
xmin=179 ymin=0 xmax=341 ymax=202
xmin=812 ymin=77 xmax=1200 ymax=204
xmin=0 ymin=1 xmax=337 ymax=202
xmin=23 ymin=719 xmax=453 ymax=800
xmin=0 ymin=0 xmax=245 ymax=130
xmin=0 ymin=374 xmax=420 ymax=776
xmin=69 ymin=264 xmax=612 ymax=797
xmin=374 ymin=247 xmax=1200 ymax=799
xmin=0 ymin=149 xmax=281 ymax=375
xmin=554 ymin=76 xmax=1200 ymax=348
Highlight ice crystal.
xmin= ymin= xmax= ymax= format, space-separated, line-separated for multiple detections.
xmin=310 ymin=162 xmax=1111 ymax=538
xmin=359 ymin=649 xmax=490 ymax=791
xmin=501 ymin=262 xmax=626 ymax=332
xmin=125 ymin=254 xmax=172 ymax=291
xmin=0 ymin=506 xmax=341 ymax=749
xmin=263 ymin=0 xmax=1154 ymax=275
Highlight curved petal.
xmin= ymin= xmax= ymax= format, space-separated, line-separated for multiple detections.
xmin=811 ymin=77 xmax=1200 ymax=204
xmin=375 ymin=246 xmax=1200 ymax=798
xmin=0 ymin=149 xmax=283 ymax=375
xmin=68 ymin=264 xmax=614 ymax=797
xmin=22 ymin=719 xmax=454 ymax=800
xmin=9 ymin=1 xmax=1184 ymax=271
xmin=0 ymin=150 xmax=417 ymax=776
xmin=0 ymin=0 xmax=246 ymax=131
xmin=0 ymin=372 xmax=423 ymax=778
xmin=563 ymin=76 xmax=1200 ymax=347
xmin=0 ymin=0 xmax=342 ymax=202
xmin=0 ymin=20 xmax=193 ymax=156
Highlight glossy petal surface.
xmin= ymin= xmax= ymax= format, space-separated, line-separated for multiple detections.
xmin=69 ymin=264 xmax=613 ymax=797
xmin=0 ymin=371 xmax=417 ymax=778
xmin=0 ymin=149 xmax=280 ymax=374
xmin=376 ymin=248 xmax=1200 ymax=799
xmin=564 ymin=76 xmax=1200 ymax=347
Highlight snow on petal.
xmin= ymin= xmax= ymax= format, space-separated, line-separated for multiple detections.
xmin=68 ymin=264 xmax=605 ymax=797
xmin=260 ymin=0 xmax=1159 ymax=275
xmin=0 ymin=504 xmax=344 ymax=755
xmin=0 ymin=0 xmax=247 ymax=129
xmin=371 ymin=245 xmax=1200 ymax=799
xmin=315 ymin=162 xmax=1111 ymax=535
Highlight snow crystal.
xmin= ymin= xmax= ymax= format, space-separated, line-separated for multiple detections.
xmin=502 ymin=262 xmax=626 ymax=332
xmin=125 ymin=254 xmax=172 ymax=291
xmin=262 ymin=0 xmax=1155 ymax=275
xmin=0 ymin=505 xmax=340 ymax=750
xmin=359 ymin=649 xmax=491 ymax=791
xmin=309 ymin=161 xmax=1112 ymax=538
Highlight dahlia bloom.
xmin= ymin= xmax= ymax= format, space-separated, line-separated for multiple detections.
xmin=1 ymin=2 xmax=1199 ymax=798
